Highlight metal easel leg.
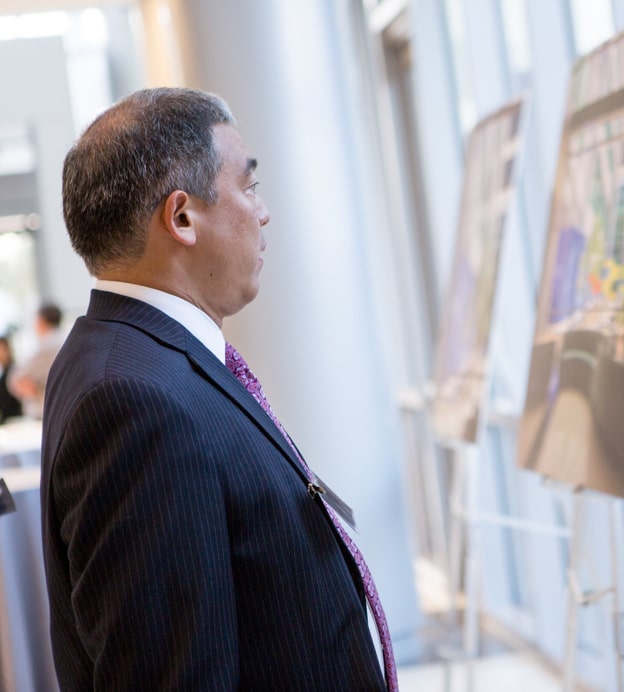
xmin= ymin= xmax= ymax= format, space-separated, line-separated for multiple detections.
xmin=462 ymin=444 xmax=480 ymax=692
xmin=610 ymin=500 xmax=623 ymax=691
xmin=441 ymin=444 xmax=481 ymax=692
xmin=442 ymin=446 xmax=466 ymax=692
xmin=562 ymin=491 xmax=583 ymax=692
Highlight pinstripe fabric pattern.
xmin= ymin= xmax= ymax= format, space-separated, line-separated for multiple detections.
xmin=41 ymin=290 xmax=386 ymax=691
xmin=225 ymin=343 xmax=396 ymax=690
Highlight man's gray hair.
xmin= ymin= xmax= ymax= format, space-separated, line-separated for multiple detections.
xmin=62 ymin=87 xmax=235 ymax=275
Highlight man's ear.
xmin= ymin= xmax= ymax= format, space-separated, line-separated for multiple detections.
xmin=162 ymin=190 xmax=197 ymax=247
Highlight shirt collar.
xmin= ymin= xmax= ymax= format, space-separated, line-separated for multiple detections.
xmin=94 ymin=279 xmax=225 ymax=364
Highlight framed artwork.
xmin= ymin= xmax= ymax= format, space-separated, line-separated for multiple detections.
xmin=431 ymin=98 xmax=525 ymax=443
xmin=517 ymin=32 xmax=624 ymax=497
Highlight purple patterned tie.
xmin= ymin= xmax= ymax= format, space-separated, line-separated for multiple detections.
xmin=225 ymin=342 xmax=398 ymax=691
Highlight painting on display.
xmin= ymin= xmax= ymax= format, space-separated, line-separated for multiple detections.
xmin=430 ymin=98 xmax=525 ymax=444
xmin=517 ymin=32 xmax=624 ymax=498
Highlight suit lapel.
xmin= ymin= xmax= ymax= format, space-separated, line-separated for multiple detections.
xmin=86 ymin=290 xmax=309 ymax=483
xmin=183 ymin=337 xmax=309 ymax=474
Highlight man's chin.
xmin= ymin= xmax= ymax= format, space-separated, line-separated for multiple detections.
xmin=228 ymin=285 xmax=261 ymax=317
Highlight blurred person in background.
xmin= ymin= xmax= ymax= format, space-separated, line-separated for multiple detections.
xmin=0 ymin=334 xmax=22 ymax=423
xmin=8 ymin=303 xmax=65 ymax=419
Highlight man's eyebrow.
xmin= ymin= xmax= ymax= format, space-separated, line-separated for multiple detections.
xmin=245 ymin=158 xmax=258 ymax=175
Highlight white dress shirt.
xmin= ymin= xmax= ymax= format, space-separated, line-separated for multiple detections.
xmin=95 ymin=280 xmax=225 ymax=364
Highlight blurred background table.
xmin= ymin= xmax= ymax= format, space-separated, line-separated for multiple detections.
xmin=0 ymin=418 xmax=58 ymax=692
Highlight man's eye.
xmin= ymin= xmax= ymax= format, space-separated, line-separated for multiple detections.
xmin=248 ymin=182 xmax=260 ymax=194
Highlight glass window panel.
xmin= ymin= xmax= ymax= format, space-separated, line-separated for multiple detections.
xmin=445 ymin=0 xmax=477 ymax=135
xmin=500 ymin=0 xmax=533 ymax=92
xmin=571 ymin=0 xmax=615 ymax=55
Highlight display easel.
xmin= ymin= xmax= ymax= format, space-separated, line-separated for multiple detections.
xmin=513 ymin=30 xmax=624 ymax=691
xmin=439 ymin=439 xmax=482 ymax=692
xmin=432 ymin=375 xmax=495 ymax=692
xmin=430 ymin=394 xmax=576 ymax=692
xmin=561 ymin=490 xmax=623 ymax=692
xmin=425 ymin=96 xmax=530 ymax=691
xmin=429 ymin=29 xmax=624 ymax=692
xmin=439 ymin=446 xmax=624 ymax=692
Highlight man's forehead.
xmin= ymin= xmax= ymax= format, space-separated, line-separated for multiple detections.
xmin=214 ymin=123 xmax=257 ymax=174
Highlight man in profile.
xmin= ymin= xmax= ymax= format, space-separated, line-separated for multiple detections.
xmin=41 ymin=88 xmax=395 ymax=690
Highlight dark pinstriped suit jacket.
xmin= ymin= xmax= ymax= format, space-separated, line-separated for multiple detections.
xmin=41 ymin=290 xmax=386 ymax=691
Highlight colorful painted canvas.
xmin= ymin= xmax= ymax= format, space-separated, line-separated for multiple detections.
xmin=431 ymin=99 xmax=525 ymax=443
xmin=517 ymin=32 xmax=624 ymax=497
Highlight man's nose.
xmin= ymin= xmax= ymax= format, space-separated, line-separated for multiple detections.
xmin=259 ymin=198 xmax=270 ymax=226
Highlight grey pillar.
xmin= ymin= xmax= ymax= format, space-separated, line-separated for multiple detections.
xmin=174 ymin=0 xmax=422 ymax=663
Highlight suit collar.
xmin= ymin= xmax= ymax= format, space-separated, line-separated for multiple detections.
xmin=86 ymin=289 xmax=309 ymax=481
xmin=94 ymin=279 xmax=225 ymax=363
